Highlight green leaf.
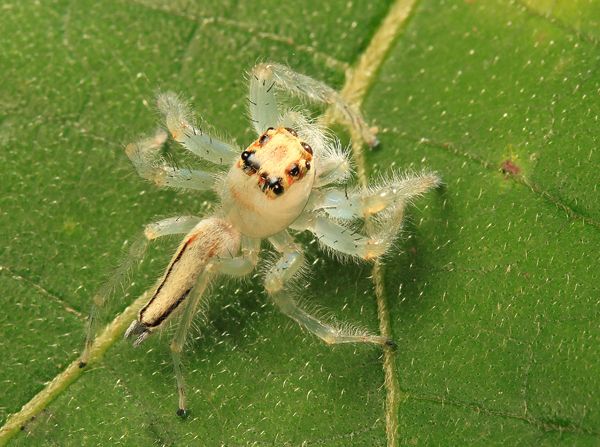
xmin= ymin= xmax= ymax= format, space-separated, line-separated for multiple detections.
xmin=1 ymin=0 xmax=598 ymax=445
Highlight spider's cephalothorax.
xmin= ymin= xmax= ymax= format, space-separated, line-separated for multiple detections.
xmin=223 ymin=126 xmax=315 ymax=238
xmin=81 ymin=62 xmax=441 ymax=417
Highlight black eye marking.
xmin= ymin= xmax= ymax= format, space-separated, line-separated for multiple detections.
xmin=288 ymin=164 xmax=300 ymax=177
xmin=264 ymin=176 xmax=284 ymax=196
xmin=241 ymin=151 xmax=259 ymax=175
xmin=258 ymin=133 xmax=270 ymax=145
xmin=285 ymin=127 xmax=298 ymax=137
xmin=257 ymin=127 xmax=275 ymax=146
xmin=271 ymin=181 xmax=284 ymax=195
xmin=301 ymin=142 xmax=313 ymax=155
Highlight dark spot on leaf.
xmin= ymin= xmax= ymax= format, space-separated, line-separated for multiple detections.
xmin=500 ymin=159 xmax=521 ymax=176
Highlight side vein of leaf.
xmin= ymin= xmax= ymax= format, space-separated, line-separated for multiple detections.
xmin=0 ymin=265 xmax=85 ymax=320
xmin=416 ymin=137 xmax=600 ymax=230
xmin=518 ymin=0 xmax=599 ymax=46
xmin=125 ymin=0 xmax=350 ymax=71
xmin=408 ymin=393 xmax=600 ymax=437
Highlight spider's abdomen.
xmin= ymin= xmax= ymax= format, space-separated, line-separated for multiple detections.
xmin=124 ymin=218 xmax=240 ymax=345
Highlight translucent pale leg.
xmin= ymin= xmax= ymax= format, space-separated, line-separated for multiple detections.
xmin=143 ymin=216 xmax=203 ymax=240
xmin=80 ymin=216 xmax=201 ymax=367
xmin=265 ymin=231 xmax=390 ymax=346
xmin=291 ymin=214 xmax=391 ymax=261
xmin=125 ymin=130 xmax=216 ymax=191
xmin=169 ymin=269 xmax=212 ymax=417
xmin=249 ymin=65 xmax=280 ymax=134
xmin=251 ymin=62 xmax=379 ymax=147
xmin=213 ymin=236 xmax=261 ymax=277
xmin=157 ymin=92 xmax=238 ymax=166
xmin=309 ymin=172 xmax=442 ymax=220
xmin=313 ymin=149 xmax=353 ymax=187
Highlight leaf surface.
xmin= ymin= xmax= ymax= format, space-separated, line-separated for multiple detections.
xmin=1 ymin=0 xmax=598 ymax=445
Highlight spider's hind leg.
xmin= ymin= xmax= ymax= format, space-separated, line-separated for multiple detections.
xmin=135 ymin=222 xmax=257 ymax=417
xmin=169 ymin=269 xmax=212 ymax=418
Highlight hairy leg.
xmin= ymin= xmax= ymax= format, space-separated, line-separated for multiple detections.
xmin=157 ymin=92 xmax=238 ymax=166
xmin=249 ymin=65 xmax=280 ymax=135
xmin=251 ymin=62 xmax=379 ymax=147
xmin=308 ymin=172 xmax=442 ymax=220
xmin=265 ymin=231 xmax=390 ymax=346
xmin=169 ymin=269 xmax=212 ymax=417
xmin=212 ymin=236 xmax=261 ymax=277
xmin=292 ymin=213 xmax=392 ymax=261
xmin=167 ymin=238 xmax=261 ymax=416
xmin=126 ymin=130 xmax=216 ymax=190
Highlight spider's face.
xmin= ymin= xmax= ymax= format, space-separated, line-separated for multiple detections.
xmin=224 ymin=126 xmax=315 ymax=238
xmin=238 ymin=127 xmax=313 ymax=199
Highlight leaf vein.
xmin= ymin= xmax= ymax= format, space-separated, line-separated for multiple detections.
xmin=124 ymin=0 xmax=350 ymax=72
xmin=0 ymin=265 xmax=85 ymax=321
xmin=409 ymin=393 xmax=600 ymax=437
xmin=324 ymin=1 xmax=422 ymax=446
xmin=517 ymin=0 xmax=599 ymax=47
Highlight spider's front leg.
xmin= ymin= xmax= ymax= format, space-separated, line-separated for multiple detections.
xmin=80 ymin=215 xmax=202 ymax=367
xmin=265 ymin=231 xmax=391 ymax=346
xmin=250 ymin=62 xmax=379 ymax=147
xmin=126 ymin=130 xmax=217 ymax=191
xmin=157 ymin=92 xmax=239 ymax=166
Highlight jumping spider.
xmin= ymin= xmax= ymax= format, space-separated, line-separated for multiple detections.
xmin=80 ymin=63 xmax=441 ymax=416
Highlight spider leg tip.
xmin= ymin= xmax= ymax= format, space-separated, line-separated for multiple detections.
xmin=369 ymin=137 xmax=380 ymax=148
xmin=124 ymin=320 xmax=150 ymax=346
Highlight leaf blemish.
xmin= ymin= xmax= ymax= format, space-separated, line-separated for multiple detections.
xmin=500 ymin=159 xmax=521 ymax=177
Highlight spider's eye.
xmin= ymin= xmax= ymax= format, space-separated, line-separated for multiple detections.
xmin=258 ymin=128 xmax=274 ymax=146
xmin=271 ymin=182 xmax=284 ymax=195
xmin=241 ymin=151 xmax=252 ymax=161
xmin=288 ymin=164 xmax=300 ymax=177
xmin=301 ymin=142 xmax=313 ymax=155
xmin=305 ymin=161 xmax=311 ymax=171
xmin=285 ymin=127 xmax=298 ymax=137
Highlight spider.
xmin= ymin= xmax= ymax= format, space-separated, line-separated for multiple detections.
xmin=80 ymin=63 xmax=441 ymax=417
